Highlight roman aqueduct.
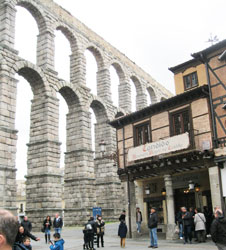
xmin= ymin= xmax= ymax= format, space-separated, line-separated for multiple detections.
xmin=0 ymin=0 xmax=171 ymax=228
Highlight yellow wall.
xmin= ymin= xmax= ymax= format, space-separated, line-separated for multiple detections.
xmin=174 ymin=64 xmax=207 ymax=94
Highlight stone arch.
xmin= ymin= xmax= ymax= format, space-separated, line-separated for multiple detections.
xmin=10 ymin=60 xmax=50 ymax=96
xmin=110 ymin=61 xmax=126 ymax=82
xmin=85 ymin=45 xmax=105 ymax=71
xmin=16 ymin=0 xmax=47 ymax=33
xmin=130 ymin=75 xmax=143 ymax=95
xmin=90 ymin=97 xmax=109 ymax=123
xmin=147 ymin=86 xmax=157 ymax=104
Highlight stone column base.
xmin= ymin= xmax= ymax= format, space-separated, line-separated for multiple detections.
xmin=166 ymin=223 xmax=177 ymax=240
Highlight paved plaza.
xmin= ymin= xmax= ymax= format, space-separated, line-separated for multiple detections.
xmin=31 ymin=223 xmax=218 ymax=250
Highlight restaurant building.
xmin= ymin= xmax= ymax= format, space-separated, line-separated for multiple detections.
xmin=109 ymin=85 xmax=221 ymax=239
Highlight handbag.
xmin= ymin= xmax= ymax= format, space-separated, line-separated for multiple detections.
xmin=41 ymin=227 xmax=45 ymax=233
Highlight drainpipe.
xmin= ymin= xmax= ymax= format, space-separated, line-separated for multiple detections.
xmin=122 ymin=126 xmax=132 ymax=238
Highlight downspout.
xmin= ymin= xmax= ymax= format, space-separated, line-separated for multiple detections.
xmin=122 ymin=126 xmax=132 ymax=238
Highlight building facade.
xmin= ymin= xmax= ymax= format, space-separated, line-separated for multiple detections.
xmin=110 ymin=85 xmax=223 ymax=239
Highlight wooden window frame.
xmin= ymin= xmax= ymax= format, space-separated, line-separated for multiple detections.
xmin=133 ymin=122 xmax=151 ymax=147
xmin=183 ymin=72 xmax=199 ymax=91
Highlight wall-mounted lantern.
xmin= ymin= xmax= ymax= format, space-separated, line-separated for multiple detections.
xmin=188 ymin=180 xmax=195 ymax=190
xmin=161 ymin=188 xmax=166 ymax=196
xmin=194 ymin=183 xmax=201 ymax=192
xmin=145 ymin=185 xmax=150 ymax=195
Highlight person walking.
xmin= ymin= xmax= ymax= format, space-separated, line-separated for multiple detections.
xmin=96 ymin=215 xmax=105 ymax=248
xmin=43 ymin=215 xmax=52 ymax=244
xmin=211 ymin=209 xmax=226 ymax=250
xmin=53 ymin=213 xmax=63 ymax=234
xmin=118 ymin=220 xmax=127 ymax=248
xmin=136 ymin=207 xmax=142 ymax=234
xmin=148 ymin=207 xmax=158 ymax=248
xmin=21 ymin=216 xmax=32 ymax=232
xmin=181 ymin=207 xmax=193 ymax=244
xmin=194 ymin=208 xmax=206 ymax=243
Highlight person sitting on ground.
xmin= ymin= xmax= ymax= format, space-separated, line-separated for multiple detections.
xmin=15 ymin=226 xmax=40 ymax=244
xmin=49 ymin=233 xmax=65 ymax=250
xmin=0 ymin=209 xmax=18 ymax=250
xmin=21 ymin=216 xmax=32 ymax=232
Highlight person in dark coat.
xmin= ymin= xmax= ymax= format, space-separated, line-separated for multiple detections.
xmin=83 ymin=217 xmax=96 ymax=250
xmin=118 ymin=220 xmax=127 ymax=248
xmin=96 ymin=215 xmax=105 ymax=248
xmin=204 ymin=206 xmax=213 ymax=236
xmin=136 ymin=207 xmax=142 ymax=234
xmin=53 ymin=213 xmax=63 ymax=234
xmin=211 ymin=209 xmax=226 ymax=250
xmin=21 ymin=216 xmax=32 ymax=232
xmin=119 ymin=210 xmax=126 ymax=222
xmin=15 ymin=226 xmax=40 ymax=244
xmin=43 ymin=215 xmax=52 ymax=244
xmin=148 ymin=207 xmax=158 ymax=248
xmin=176 ymin=207 xmax=183 ymax=239
xmin=21 ymin=237 xmax=32 ymax=250
xmin=182 ymin=207 xmax=193 ymax=244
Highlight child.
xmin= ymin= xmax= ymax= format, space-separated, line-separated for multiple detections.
xmin=49 ymin=233 xmax=65 ymax=250
xmin=22 ymin=237 xmax=32 ymax=250
xmin=118 ymin=220 xmax=127 ymax=248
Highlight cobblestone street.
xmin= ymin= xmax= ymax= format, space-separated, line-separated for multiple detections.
xmin=31 ymin=223 xmax=218 ymax=250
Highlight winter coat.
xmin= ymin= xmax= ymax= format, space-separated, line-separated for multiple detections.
xmin=148 ymin=212 xmax=158 ymax=229
xmin=119 ymin=214 xmax=126 ymax=222
xmin=53 ymin=217 xmax=63 ymax=228
xmin=136 ymin=211 xmax=142 ymax=223
xmin=21 ymin=220 xmax=32 ymax=232
xmin=43 ymin=219 xmax=52 ymax=230
xmin=211 ymin=216 xmax=226 ymax=245
xmin=96 ymin=219 xmax=105 ymax=235
xmin=49 ymin=239 xmax=65 ymax=250
xmin=194 ymin=213 xmax=206 ymax=231
xmin=182 ymin=212 xmax=193 ymax=226
xmin=118 ymin=222 xmax=127 ymax=238
xmin=176 ymin=211 xmax=183 ymax=224
xmin=15 ymin=229 xmax=37 ymax=243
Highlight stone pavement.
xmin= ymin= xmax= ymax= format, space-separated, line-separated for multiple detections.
xmin=31 ymin=223 xmax=218 ymax=250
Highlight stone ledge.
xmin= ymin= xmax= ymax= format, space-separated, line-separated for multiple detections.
xmin=0 ymin=165 xmax=16 ymax=171
xmin=95 ymin=181 xmax=121 ymax=186
xmin=65 ymin=149 xmax=93 ymax=155
xmin=0 ymin=126 xmax=18 ymax=134
xmin=26 ymin=173 xmax=62 ymax=178
xmin=64 ymin=177 xmax=95 ymax=183
xmin=27 ymin=140 xmax=61 ymax=147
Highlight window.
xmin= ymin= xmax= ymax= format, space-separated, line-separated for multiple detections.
xmin=183 ymin=72 xmax=198 ymax=90
xmin=135 ymin=122 xmax=151 ymax=146
xmin=171 ymin=109 xmax=190 ymax=136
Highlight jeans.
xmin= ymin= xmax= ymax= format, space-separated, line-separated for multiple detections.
xmin=136 ymin=222 xmax=141 ymax=233
xmin=45 ymin=229 xmax=50 ymax=235
xmin=149 ymin=228 xmax=158 ymax=247
xmin=179 ymin=223 xmax=183 ymax=238
xmin=54 ymin=228 xmax=61 ymax=234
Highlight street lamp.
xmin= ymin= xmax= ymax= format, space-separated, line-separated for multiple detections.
xmin=161 ymin=188 xmax=166 ymax=196
xmin=99 ymin=140 xmax=106 ymax=156
xmin=188 ymin=180 xmax=195 ymax=190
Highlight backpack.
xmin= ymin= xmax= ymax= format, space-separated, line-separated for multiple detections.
xmin=86 ymin=223 xmax=92 ymax=230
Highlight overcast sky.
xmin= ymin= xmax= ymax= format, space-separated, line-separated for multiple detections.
xmin=14 ymin=0 xmax=226 ymax=179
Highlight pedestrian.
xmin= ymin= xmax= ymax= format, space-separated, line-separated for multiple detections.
xmin=53 ymin=213 xmax=63 ymax=234
xmin=176 ymin=207 xmax=183 ymax=239
xmin=203 ymin=206 xmax=213 ymax=236
xmin=21 ymin=216 xmax=32 ymax=232
xmin=84 ymin=217 xmax=96 ymax=250
xmin=118 ymin=220 xmax=127 ymax=248
xmin=15 ymin=226 xmax=40 ymax=244
xmin=43 ymin=215 xmax=52 ymax=244
xmin=194 ymin=208 xmax=206 ymax=243
xmin=96 ymin=215 xmax=105 ymax=248
xmin=181 ymin=207 xmax=193 ymax=244
xmin=49 ymin=233 xmax=65 ymax=250
xmin=21 ymin=237 xmax=32 ymax=250
xmin=136 ymin=207 xmax=142 ymax=234
xmin=0 ymin=209 xmax=19 ymax=250
xmin=119 ymin=210 xmax=126 ymax=222
xmin=211 ymin=209 xmax=226 ymax=250
xmin=148 ymin=207 xmax=158 ymax=248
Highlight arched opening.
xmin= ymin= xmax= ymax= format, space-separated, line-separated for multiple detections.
xmin=15 ymin=6 xmax=38 ymax=64
xmin=110 ymin=66 xmax=119 ymax=107
xmin=15 ymin=75 xmax=33 ymax=179
xmin=130 ymin=78 xmax=137 ymax=112
xmin=55 ymin=30 xmax=71 ymax=81
xmin=89 ymin=108 xmax=97 ymax=158
xmin=85 ymin=50 xmax=98 ymax=95
xmin=56 ymin=92 xmax=68 ymax=171
xmin=147 ymin=86 xmax=157 ymax=104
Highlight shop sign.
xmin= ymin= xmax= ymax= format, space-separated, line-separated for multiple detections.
xmin=127 ymin=132 xmax=190 ymax=162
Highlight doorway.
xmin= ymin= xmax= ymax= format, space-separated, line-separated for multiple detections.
xmin=174 ymin=188 xmax=196 ymax=213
